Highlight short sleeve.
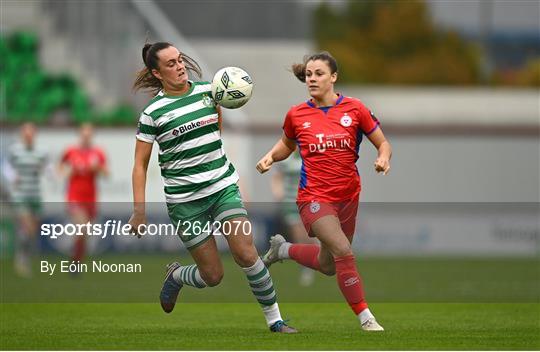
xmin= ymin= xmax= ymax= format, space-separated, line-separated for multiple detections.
xmin=357 ymin=102 xmax=380 ymax=135
xmin=282 ymin=108 xmax=295 ymax=140
xmin=136 ymin=112 xmax=157 ymax=143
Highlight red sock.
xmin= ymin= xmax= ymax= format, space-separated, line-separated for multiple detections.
xmin=72 ymin=236 xmax=86 ymax=262
xmin=335 ymin=254 xmax=368 ymax=315
xmin=288 ymin=244 xmax=321 ymax=271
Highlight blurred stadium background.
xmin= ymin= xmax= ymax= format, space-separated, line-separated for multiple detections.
xmin=1 ymin=0 xmax=539 ymax=296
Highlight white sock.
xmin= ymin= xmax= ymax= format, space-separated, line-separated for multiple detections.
xmin=262 ymin=302 xmax=282 ymax=326
xmin=278 ymin=242 xmax=291 ymax=259
xmin=358 ymin=308 xmax=375 ymax=325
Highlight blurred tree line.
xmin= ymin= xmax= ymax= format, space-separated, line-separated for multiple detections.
xmin=313 ymin=0 xmax=539 ymax=86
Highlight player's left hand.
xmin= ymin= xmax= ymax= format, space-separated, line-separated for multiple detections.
xmin=374 ymin=157 xmax=390 ymax=175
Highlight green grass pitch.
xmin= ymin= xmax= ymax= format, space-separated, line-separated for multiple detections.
xmin=1 ymin=303 xmax=539 ymax=350
xmin=1 ymin=255 xmax=539 ymax=350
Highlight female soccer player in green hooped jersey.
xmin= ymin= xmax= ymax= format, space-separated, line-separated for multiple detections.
xmin=128 ymin=42 xmax=296 ymax=333
xmin=7 ymin=122 xmax=48 ymax=277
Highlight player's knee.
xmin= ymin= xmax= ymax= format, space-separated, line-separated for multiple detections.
xmin=234 ymin=249 xmax=258 ymax=268
xmin=230 ymin=243 xmax=258 ymax=267
xmin=200 ymin=269 xmax=224 ymax=287
xmin=331 ymin=244 xmax=353 ymax=258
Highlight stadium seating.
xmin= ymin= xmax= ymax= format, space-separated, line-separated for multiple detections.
xmin=0 ymin=31 xmax=136 ymax=125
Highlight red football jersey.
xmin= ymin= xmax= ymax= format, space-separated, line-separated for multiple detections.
xmin=61 ymin=146 xmax=106 ymax=202
xmin=282 ymin=95 xmax=379 ymax=202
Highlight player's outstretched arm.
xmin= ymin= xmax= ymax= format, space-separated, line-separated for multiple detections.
xmin=256 ymin=134 xmax=296 ymax=174
xmin=367 ymin=128 xmax=392 ymax=175
xmin=129 ymin=140 xmax=153 ymax=237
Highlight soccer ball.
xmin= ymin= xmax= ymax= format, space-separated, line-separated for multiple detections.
xmin=211 ymin=67 xmax=253 ymax=109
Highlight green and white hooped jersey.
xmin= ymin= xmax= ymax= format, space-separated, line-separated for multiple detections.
xmin=7 ymin=143 xmax=48 ymax=202
xmin=136 ymin=81 xmax=239 ymax=203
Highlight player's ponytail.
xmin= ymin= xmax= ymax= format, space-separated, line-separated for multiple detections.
xmin=133 ymin=42 xmax=203 ymax=95
xmin=291 ymin=63 xmax=307 ymax=83
xmin=291 ymin=51 xmax=339 ymax=83
xmin=142 ymin=43 xmax=153 ymax=67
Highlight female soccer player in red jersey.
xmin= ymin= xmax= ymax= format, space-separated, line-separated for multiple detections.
xmin=257 ymin=52 xmax=392 ymax=331
xmin=59 ymin=123 xmax=108 ymax=262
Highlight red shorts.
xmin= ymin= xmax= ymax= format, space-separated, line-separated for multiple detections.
xmin=67 ymin=201 xmax=97 ymax=220
xmin=297 ymin=195 xmax=359 ymax=238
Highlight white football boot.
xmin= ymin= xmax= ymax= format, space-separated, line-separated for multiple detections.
xmin=361 ymin=317 xmax=385 ymax=332
xmin=262 ymin=234 xmax=287 ymax=267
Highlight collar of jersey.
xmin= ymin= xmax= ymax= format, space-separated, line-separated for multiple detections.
xmin=306 ymin=94 xmax=344 ymax=111
xmin=160 ymin=80 xmax=194 ymax=98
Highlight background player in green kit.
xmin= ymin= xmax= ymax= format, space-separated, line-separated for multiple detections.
xmin=128 ymin=42 xmax=296 ymax=333
xmin=6 ymin=122 xmax=48 ymax=277
xmin=272 ymin=150 xmax=318 ymax=286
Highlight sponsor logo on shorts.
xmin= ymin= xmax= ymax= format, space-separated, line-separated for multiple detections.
xmin=310 ymin=202 xmax=320 ymax=214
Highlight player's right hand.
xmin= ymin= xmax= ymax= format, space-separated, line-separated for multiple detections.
xmin=256 ymin=155 xmax=274 ymax=174
xmin=128 ymin=213 xmax=147 ymax=239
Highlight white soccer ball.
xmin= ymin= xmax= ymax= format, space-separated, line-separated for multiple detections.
xmin=211 ymin=67 xmax=253 ymax=109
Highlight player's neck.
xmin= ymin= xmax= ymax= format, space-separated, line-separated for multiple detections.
xmin=312 ymin=92 xmax=338 ymax=108
xmin=163 ymin=82 xmax=191 ymax=96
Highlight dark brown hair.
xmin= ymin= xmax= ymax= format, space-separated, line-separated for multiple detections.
xmin=291 ymin=51 xmax=338 ymax=83
xmin=133 ymin=42 xmax=202 ymax=94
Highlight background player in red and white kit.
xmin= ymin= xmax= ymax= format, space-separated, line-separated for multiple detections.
xmin=257 ymin=52 xmax=392 ymax=331
xmin=59 ymin=123 xmax=108 ymax=262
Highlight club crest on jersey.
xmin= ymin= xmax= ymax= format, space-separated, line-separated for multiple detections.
xmin=310 ymin=202 xmax=320 ymax=214
xmin=340 ymin=114 xmax=352 ymax=127
xmin=202 ymin=94 xmax=216 ymax=108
